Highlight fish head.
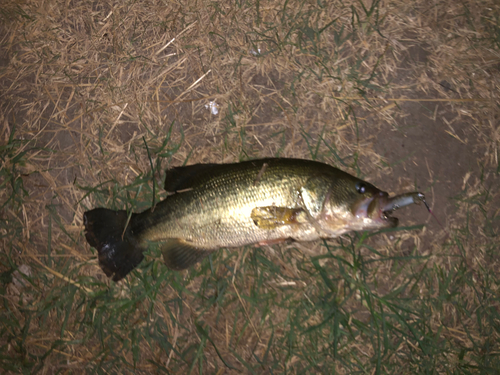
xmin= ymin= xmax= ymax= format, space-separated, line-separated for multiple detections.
xmin=319 ymin=176 xmax=424 ymax=235
xmin=349 ymin=183 xmax=398 ymax=229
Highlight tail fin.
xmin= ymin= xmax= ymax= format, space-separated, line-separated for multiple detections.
xmin=83 ymin=208 xmax=145 ymax=281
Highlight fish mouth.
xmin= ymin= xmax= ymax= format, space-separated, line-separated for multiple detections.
xmin=356 ymin=192 xmax=426 ymax=227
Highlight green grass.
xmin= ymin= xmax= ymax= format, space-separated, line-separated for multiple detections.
xmin=2 ymin=145 xmax=499 ymax=373
xmin=1 ymin=0 xmax=499 ymax=373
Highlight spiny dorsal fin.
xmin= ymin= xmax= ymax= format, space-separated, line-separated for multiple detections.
xmin=161 ymin=239 xmax=213 ymax=270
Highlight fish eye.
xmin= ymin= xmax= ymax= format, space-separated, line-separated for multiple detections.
xmin=356 ymin=182 xmax=367 ymax=194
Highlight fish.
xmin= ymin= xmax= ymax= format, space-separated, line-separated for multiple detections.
xmin=83 ymin=158 xmax=427 ymax=281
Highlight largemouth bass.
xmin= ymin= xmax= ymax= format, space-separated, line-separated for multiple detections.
xmin=84 ymin=158 xmax=427 ymax=281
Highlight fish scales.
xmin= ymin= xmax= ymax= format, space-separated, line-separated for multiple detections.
xmin=134 ymin=160 xmax=330 ymax=248
xmin=84 ymin=158 xmax=427 ymax=281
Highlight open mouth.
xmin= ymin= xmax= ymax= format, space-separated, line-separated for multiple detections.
xmin=365 ymin=192 xmax=427 ymax=227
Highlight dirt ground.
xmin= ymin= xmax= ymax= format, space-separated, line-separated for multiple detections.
xmin=1 ymin=0 xmax=499 ymax=373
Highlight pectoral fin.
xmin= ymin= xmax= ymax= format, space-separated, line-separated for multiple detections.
xmin=161 ymin=239 xmax=212 ymax=270
xmin=251 ymin=206 xmax=308 ymax=230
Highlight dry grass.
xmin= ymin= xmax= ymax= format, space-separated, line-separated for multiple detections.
xmin=1 ymin=0 xmax=499 ymax=373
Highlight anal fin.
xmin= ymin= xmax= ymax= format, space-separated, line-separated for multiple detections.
xmin=161 ymin=239 xmax=212 ymax=270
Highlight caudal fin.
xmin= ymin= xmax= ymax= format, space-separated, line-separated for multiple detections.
xmin=83 ymin=208 xmax=145 ymax=281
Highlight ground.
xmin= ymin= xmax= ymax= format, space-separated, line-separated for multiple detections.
xmin=1 ymin=0 xmax=499 ymax=373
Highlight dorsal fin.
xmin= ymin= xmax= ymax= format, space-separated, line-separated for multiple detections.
xmin=163 ymin=159 xmax=280 ymax=192
xmin=164 ymin=163 xmax=218 ymax=192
